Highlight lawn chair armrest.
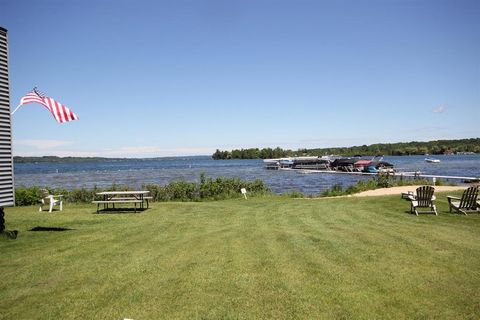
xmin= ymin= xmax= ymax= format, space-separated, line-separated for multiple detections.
xmin=447 ymin=196 xmax=461 ymax=206
xmin=447 ymin=196 xmax=460 ymax=201
xmin=401 ymin=192 xmax=414 ymax=200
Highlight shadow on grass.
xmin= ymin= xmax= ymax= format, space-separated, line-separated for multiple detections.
xmin=94 ymin=208 xmax=148 ymax=214
xmin=29 ymin=226 xmax=74 ymax=232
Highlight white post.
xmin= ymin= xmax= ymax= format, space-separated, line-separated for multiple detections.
xmin=10 ymin=104 xmax=23 ymax=115
xmin=241 ymin=188 xmax=247 ymax=199
xmin=432 ymin=177 xmax=436 ymax=186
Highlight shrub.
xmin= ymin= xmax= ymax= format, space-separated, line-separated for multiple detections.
xmin=66 ymin=188 xmax=97 ymax=203
xmin=166 ymin=181 xmax=200 ymax=201
xmin=321 ymin=184 xmax=344 ymax=197
xmin=15 ymin=176 xmax=271 ymax=206
xmin=15 ymin=186 xmax=43 ymax=206
xmin=143 ymin=175 xmax=270 ymax=202
xmin=375 ymin=173 xmax=394 ymax=188
xmin=13 ymin=173 xmax=456 ymax=205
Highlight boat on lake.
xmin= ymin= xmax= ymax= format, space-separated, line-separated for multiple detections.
xmin=264 ymin=155 xmax=394 ymax=173
xmin=263 ymin=159 xmax=281 ymax=170
xmin=425 ymin=158 xmax=440 ymax=163
xmin=263 ymin=156 xmax=329 ymax=170
xmin=331 ymin=156 xmax=394 ymax=173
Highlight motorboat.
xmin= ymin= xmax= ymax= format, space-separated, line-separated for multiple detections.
xmin=263 ymin=159 xmax=280 ymax=170
xmin=263 ymin=155 xmax=395 ymax=173
xmin=292 ymin=157 xmax=330 ymax=170
xmin=425 ymin=158 xmax=440 ymax=163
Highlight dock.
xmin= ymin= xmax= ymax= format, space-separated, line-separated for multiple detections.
xmin=279 ymin=168 xmax=478 ymax=182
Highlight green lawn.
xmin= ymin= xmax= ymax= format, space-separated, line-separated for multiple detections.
xmin=1 ymin=192 xmax=479 ymax=319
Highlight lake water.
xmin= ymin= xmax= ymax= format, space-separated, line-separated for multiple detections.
xmin=13 ymin=155 xmax=480 ymax=195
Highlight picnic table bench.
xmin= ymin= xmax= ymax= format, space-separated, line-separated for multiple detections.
xmin=93 ymin=191 xmax=151 ymax=213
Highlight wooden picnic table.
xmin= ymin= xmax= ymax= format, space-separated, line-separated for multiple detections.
xmin=92 ymin=190 xmax=151 ymax=213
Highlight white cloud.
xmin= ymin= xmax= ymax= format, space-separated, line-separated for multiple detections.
xmin=433 ymin=106 xmax=445 ymax=113
xmin=14 ymin=139 xmax=73 ymax=149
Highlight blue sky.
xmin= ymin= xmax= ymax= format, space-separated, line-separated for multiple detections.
xmin=1 ymin=0 xmax=479 ymax=157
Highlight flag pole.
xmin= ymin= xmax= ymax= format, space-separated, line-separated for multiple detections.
xmin=10 ymin=104 xmax=22 ymax=115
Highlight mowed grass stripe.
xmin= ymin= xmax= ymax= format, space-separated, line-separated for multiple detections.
xmin=1 ymin=193 xmax=479 ymax=319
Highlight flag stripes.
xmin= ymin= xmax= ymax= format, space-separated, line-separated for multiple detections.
xmin=19 ymin=88 xmax=79 ymax=123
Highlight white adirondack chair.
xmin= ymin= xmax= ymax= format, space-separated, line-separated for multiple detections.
xmin=39 ymin=189 xmax=63 ymax=213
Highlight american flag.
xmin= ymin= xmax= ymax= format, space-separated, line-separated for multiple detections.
xmin=19 ymin=87 xmax=79 ymax=123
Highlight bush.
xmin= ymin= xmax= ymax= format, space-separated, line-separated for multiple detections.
xmin=321 ymin=184 xmax=344 ymax=197
xmin=13 ymin=173 xmax=456 ymax=205
xmin=167 ymin=181 xmax=200 ymax=201
xmin=15 ymin=186 xmax=43 ymax=206
xmin=144 ymin=174 xmax=271 ymax=202
xmin=375 ymin=173 xmax=394 ymax=188
xmin=15 ymin=173 xmax=270 ymax=206
xmin=65 ymin=188 xmax=97 ymax=203
xmin=14 ymin=175 xmax=271 ymax=206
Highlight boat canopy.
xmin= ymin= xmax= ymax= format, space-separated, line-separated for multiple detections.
xmin=354 ymin=160 xmax=372 ymax=166
xmin=293 ymin=158 xmax=329 ymax=164
xmin=331 ymin=158 xmax=356 ymax=167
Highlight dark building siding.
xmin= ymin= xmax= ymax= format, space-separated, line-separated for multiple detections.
xmin=0 ymin=27 xmax=15 ymax=207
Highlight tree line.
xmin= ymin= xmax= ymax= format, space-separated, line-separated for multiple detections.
xmin=212 ymin=138 xmax=480 ymax=159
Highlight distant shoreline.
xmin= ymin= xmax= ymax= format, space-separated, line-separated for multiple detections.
xmin=212 ymin=138 xmax=480 ymax=160
xmin=13 ymin=152 xmax=479 ymax=164
xmin=13 ymin=155 xmax=211 ymax=164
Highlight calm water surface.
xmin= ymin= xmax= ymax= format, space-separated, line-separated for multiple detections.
xmin=14 ymin=155 xmax=480 ymax=195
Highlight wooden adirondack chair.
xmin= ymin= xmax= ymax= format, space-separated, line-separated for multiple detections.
xmin=39 ymin=189 xmax=63 ymax=213
xmin=447 ymin=186 xmax=479 ymax=215
xmin=409 ymin=186 xmax=437 ymax=216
